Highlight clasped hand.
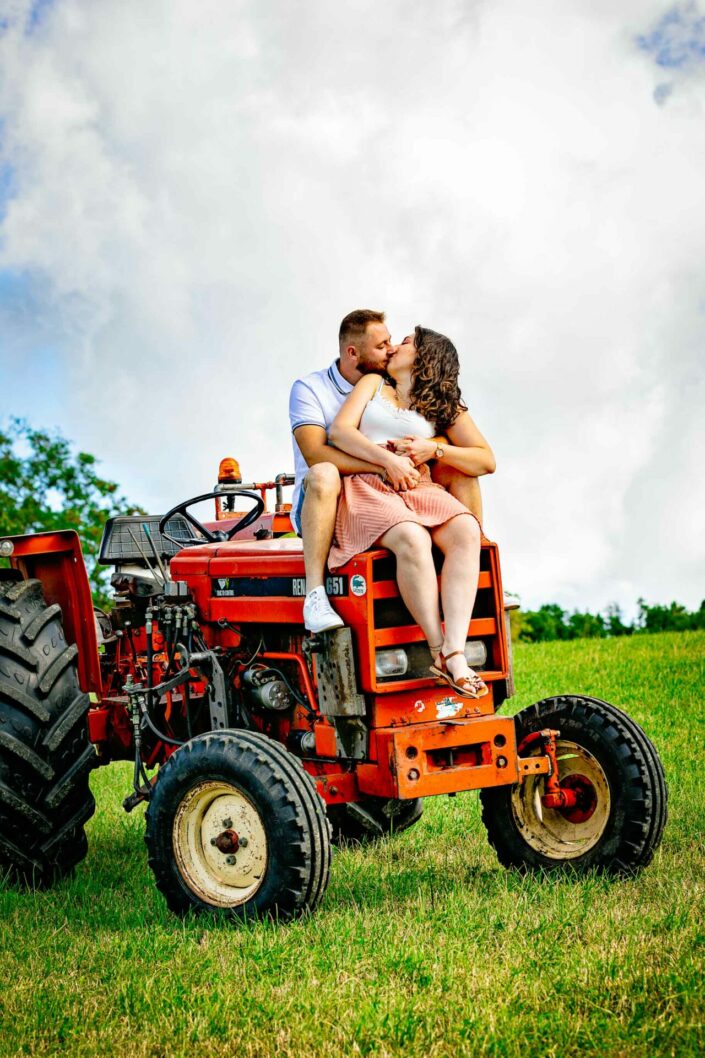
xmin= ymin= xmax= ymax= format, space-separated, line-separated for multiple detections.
xmin=388 ymin=435 xmax=436 ymax=467
xmin=382 ymin=450 xmax=420 ymax=491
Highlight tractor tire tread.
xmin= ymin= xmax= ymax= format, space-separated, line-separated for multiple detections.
xmin=0 ymin=681 xmax=50 ymax=723
xmin=0 ymin=639 xmax=39 ymax=671
xmin=40 ymin=795 xmax=95 ymax=856
xmin=0 ymin=832 xmax=44 ymax=875
xmin=233 ymin=731 xmax=332 ymax=911
xmin=0 ymin=729 xmax=54 ymax=782
xmin=0 ymin=779 xmax=52 ymax=831
xmin=1 ymin=579 xmax=45 ymax=608
xmin=24 ymin=604 xmax=63 ymax=643
xmin=0 ymin=579 xmax=95 ymax=888
xmin=45 ymin=744 xmax=96 ymax=810
xmin=42 ymin=690 xmax=92 ymax=752
xmin=38 ymin=644 xmax=79 ymax=695
xmin=565 ymin=694 xmax=668 ymax=867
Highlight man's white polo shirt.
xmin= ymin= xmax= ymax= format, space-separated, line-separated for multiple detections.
xmin=288 ymin=360 xmax=353 ymax=533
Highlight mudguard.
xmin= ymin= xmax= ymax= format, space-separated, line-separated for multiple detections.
xmin=1 ymin=530 xmax=102 ymax=697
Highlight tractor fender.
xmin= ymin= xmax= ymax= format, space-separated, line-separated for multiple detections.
xmin=1 ymin=529 xmax=102 ymax=698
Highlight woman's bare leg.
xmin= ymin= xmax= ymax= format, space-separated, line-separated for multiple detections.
xmin=431 ymin=515 xmax=482 ymax=685
xmin=378 ymin=521 xmax=443 ymax=650
xmin=431 ymin=463 xmax=483 ymax=526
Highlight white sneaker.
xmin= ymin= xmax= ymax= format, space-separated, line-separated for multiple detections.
xmin=303 ymin=586 xmax=344 ymax=633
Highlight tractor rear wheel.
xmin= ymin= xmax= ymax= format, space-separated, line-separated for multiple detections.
xmin=328 ymin=797 xmax=423 ymax=845
xmin=0 ymin=579 xmax=96 ymax=887
xmin=480 ymin=695 xmax=667 ymax=875
xmin=145 ymin=730 xmax=332 ymax=920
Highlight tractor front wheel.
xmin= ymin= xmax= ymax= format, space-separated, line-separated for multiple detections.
xmin=145 ymin=730 xmax=332 ymax=920
xmin=480 ymin=695 xmax=667 ymax=875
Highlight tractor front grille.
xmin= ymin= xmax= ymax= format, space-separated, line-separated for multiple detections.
xmin=369 ymin=548 xmax=499 ymax=687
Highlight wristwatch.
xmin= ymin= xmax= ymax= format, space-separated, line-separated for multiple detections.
xmin=434 ymin=444 xmax=445 ymax=459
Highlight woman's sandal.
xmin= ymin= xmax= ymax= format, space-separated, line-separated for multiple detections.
xmin=429 ymin=649 xmax=488 ymax=699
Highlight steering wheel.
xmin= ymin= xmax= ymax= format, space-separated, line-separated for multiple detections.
xmin=158 ymin=489 xmax=265 ymax=548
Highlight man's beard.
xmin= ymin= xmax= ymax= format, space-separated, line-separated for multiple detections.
xmin=357 ymin=353 xmax=391 ymax=375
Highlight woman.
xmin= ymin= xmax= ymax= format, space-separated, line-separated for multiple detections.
xmin=327 ymin=326 xmax=495 ymax=699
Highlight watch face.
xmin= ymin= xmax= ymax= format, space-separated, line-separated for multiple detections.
xmin=435 ymin=445 xmax=444 ymax=458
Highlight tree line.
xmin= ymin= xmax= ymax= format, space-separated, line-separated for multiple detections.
xmin=510 ymin=599 xmax=705 ymax=643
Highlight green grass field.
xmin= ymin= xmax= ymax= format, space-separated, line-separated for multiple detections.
xmin=1 ymin=631 xmax=704 ymax=1058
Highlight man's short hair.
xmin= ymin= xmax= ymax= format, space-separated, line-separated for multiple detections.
xmin=339 ymin=309 xmax=386 ymax=348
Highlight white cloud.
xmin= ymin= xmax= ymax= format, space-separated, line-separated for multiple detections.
xmin=1 ymin=0 xmax=704 ymax=614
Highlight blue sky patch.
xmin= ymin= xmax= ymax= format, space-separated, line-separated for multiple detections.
xmin=28 ymin=0 xmax=56 ymax=33
xmin=654 ymin=82 xmax=674 ymax=105
xmin=0 ymin=269 xmax=68 ymax=427
xmin=0 ymin=162 xmax=16 ymax=223
xmin=0 ymin=341 xmax=67 ymax=429
xmin=0 ymin=269 xmax=30 ymax=302
xmin=0 ymin=0 xmax=55 ymax=37
xmin=637 ymin=3 xmax=705 ymax=69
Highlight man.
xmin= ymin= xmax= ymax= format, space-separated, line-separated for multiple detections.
xmin=288 ymin=309 xmax=483 ymax=633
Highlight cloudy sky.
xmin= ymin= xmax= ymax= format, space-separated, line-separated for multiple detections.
xmin=1 ymin=0 xmax=704 ymax=616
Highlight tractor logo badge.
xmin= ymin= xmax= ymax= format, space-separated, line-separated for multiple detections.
xmin=437 ymin=697 xmax=463 ymax=719
xmin=350 ymin=574 xmax=367 ymax=597
xmin=218 ymin=579 xmax=227 ymax=589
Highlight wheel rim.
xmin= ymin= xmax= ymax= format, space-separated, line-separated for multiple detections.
xmin=511 ymin=740 xmax=611 ymax=859
xmin=173 ymin=781 xmax=268 ymax=907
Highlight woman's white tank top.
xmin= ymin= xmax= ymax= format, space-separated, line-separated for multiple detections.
xmin=359 ymin=381 xmax=435 ymax=443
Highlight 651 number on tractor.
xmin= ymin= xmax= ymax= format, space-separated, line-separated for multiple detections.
xmin=0 ymin=462 xmax=667 ymax=920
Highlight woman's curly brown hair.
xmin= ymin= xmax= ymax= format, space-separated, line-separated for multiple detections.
xmin=408 ymin=325 xmax=467 ymax=431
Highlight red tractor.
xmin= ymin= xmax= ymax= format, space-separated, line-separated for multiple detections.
xmin=0 ymin=463 xmax=667 ymax=920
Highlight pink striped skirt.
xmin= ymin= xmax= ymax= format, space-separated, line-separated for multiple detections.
xmin=327 ymin=466 xmax=475 ymax=571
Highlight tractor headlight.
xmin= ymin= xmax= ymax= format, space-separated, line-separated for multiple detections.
xmin=464 ymin=640 xmax=487 ymax=668
xmin=0 ymin=540 xmax=14 ymax=557
xmin=375 ymin=648 xmax=409 ymax=678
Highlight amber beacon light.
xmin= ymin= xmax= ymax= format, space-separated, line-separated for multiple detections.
xmin=218 ymin=457 xmax=242 ymax=483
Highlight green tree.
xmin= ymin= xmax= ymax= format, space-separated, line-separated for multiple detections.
xmin=605 ymin=602 xmax=632 ymax=637
xmin=566 ymin=610 xmax=606 ymax=639
xmin=0 ymin=418 xmax=144 ymax=606
xmin=518 ymin=603 xmax=571 ymax=643
xmin=636 ymin=598 xmax=693 ymax=634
